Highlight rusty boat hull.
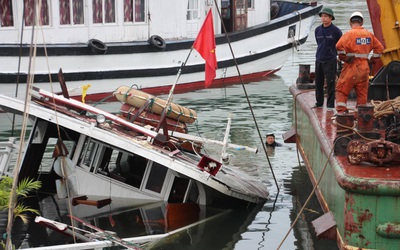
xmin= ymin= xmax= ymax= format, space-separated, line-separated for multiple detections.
xmin=289 ymin=85 xmax=400 ymax=250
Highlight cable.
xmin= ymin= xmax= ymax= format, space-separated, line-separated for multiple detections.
xmin=212 ymin=0 xmax=279 ymax=191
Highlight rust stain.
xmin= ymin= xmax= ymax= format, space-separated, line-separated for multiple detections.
xmin=357 ymin=209 xmax=373 ymax=224
xmin=385 ymin=224 xmax=400 ymax=235
xmin=345 ymin=192 xmax=356 ymax=205
xmin=345 ymin=193 xmax=374 ymax=243
xmin=345 ymin=209 xmax=361 ymax=235
xmin=345 ymin=193 xmax=361 ymax=237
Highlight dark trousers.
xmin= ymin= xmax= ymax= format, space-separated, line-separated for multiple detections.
xmin=315 ymin=59 xmax=337 ymax=108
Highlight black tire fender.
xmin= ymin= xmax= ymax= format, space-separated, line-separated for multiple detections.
xmin=148 ymin=35 xmax=166 ymax=51
xmin=88 ymin=39 xmax=107 ymax=54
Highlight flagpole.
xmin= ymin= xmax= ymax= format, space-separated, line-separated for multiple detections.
xmin=155 ymin=47 xmax=194 ymax=133
xmin=166 ymin=48 xmax=194 ymax=106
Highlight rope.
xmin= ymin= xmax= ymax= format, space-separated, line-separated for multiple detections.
xmin=334 ymin=117 xmax=356 ymax=134
xmin=371 ymin=96 xmax=400 ymax=119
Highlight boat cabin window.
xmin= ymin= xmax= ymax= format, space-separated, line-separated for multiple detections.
xmin=59 ymin=0 xmax=84 ymax=25
xmin=81 ymin=140 xmax=99 ymax=169
xmin=247 ymin=0 xmax=254 ymax=9
xmin=123 ymin=0 xmax=146 ymax=23
xmin=0 ymin=0 xmax=14 ymax=27
xmin=23 ymin=0 xmax=50 ymax=26
xmin=109 ymin=151 xmax=148 ymax=188
xmin=79 ymin=138 xmax=148 ymax=189
xmin=186 ymin=0 xmax=199 ymax=20
xmin=92 ymin=0 xmax=116 ymax=24
xmin=144 ymin=162 xmax=168 ymax=193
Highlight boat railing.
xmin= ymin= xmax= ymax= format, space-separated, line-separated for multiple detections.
xmin=0 ymin=137 xmax=18 ymax=177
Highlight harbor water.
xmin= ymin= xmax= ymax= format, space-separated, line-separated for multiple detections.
xmin=0 ymin=0 xmax=372 ymax=249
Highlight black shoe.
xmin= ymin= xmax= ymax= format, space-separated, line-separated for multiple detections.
xmin=312 ymin=105 xmax=322 ymax=108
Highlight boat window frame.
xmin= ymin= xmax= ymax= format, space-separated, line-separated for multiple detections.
xmin=142 ymin=160 xmax=173 ymax=198
xmin=91 ymin=0 xmax=117 ymax=25
xmin=167 ymin=176 xmax=194 ymax=203
xmin=78 ymin=137 xmax=150 ymax=190
xmin=79 ymin=138 xmax=100 ymax=171
xmin=247 ymin=0 xmax=254 ymax=10
xmin=23 ymin=0 xmax=52 ymax=27
xmin=59 ymin=0 xmax=85 ymax=26
xmin=123 ymin=0 xmax=147 ymax=24
xmin=0 ymin=0 xmax=15 ymax=28
xmin=186 ymin=0 xmax=199 ymax=21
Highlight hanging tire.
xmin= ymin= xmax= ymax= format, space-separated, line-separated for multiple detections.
xmin=148 ymin=35 xmax=166 ymax=51
xmin=88 ymin=39 xmax=107 ymax=54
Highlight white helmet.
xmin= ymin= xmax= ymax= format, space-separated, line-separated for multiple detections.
xmin=350 ymin=11 xmax=363 ymax=21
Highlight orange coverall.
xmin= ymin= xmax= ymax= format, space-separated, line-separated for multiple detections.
xmin=335 ymin=26 xmax=384 ymax=112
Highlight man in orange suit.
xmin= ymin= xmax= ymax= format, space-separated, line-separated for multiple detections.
xmin=335 ymin=12 xmax=384 ymax=113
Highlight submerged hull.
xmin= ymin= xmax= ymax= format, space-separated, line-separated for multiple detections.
xmin=0 ymin=1 xmax=321 ymax=99
xmin=290 ymin=85 xmax=400 ymax=250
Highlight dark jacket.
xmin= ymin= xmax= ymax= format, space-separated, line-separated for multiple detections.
xmin=315 ymin=23 xmax=342 ymax=62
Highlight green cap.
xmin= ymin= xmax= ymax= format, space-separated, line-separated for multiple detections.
xmin=319 ymin=7 xmax=335 ymax=20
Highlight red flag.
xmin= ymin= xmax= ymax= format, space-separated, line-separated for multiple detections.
xmin=193 ymin=9 xmax=217 ymax=88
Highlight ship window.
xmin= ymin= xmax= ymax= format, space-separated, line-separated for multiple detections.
xmin=81 ymin=140 xmax=99 ymax=169
xmin=59 ymin=0 xmax=84 ymax=25
xmin=248 ymin=0 xmax=254 ymax=9
xmin=23 ymin=0 xmax=50 ymax=26
xmin=168 ymin=177 xmax=190 ymax=203
xmin=186 ymin=0 xmax=199 ymax=21
xmin=79 ymin=138 xmax=148 ymax=188
xmin=123 ymin=0 xmax=146 ymax=23
xmin=0 ymin=0 xmax=14 ymax=27
xmin=92 ymin=0 xmax=116 ymax=24
xmin=109 ymin=152 xmax=148 ymax=188
xmin=145 ymin=162 xmax=167 ymax=193
xmin=95 ymin=146 xmax=114 ymax=174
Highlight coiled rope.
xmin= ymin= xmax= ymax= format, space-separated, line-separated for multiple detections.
xmin=371 ymin=96 xmax=400 ymax=119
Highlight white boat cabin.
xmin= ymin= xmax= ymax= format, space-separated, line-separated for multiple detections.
xmin=0 ymin=0 xmax=272 ymax=44
xmin=15 ymin=119 xmax=201 ymax=204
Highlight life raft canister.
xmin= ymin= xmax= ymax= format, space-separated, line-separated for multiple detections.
xmin=114 ymin=85 xmax=197 ymax=124
xmin=148 ymin=35 xmax=166 ymax=51
xmin=88 ymin=39 xmax=107 ymax=54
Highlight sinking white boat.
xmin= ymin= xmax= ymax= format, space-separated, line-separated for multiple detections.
xmin=0 ymin=0 xmax=321 ymax=99
xmin=0 ymin=84 xmax=268 ymax=248
xmin=0 ymin=85 xmax=268 ymax=211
